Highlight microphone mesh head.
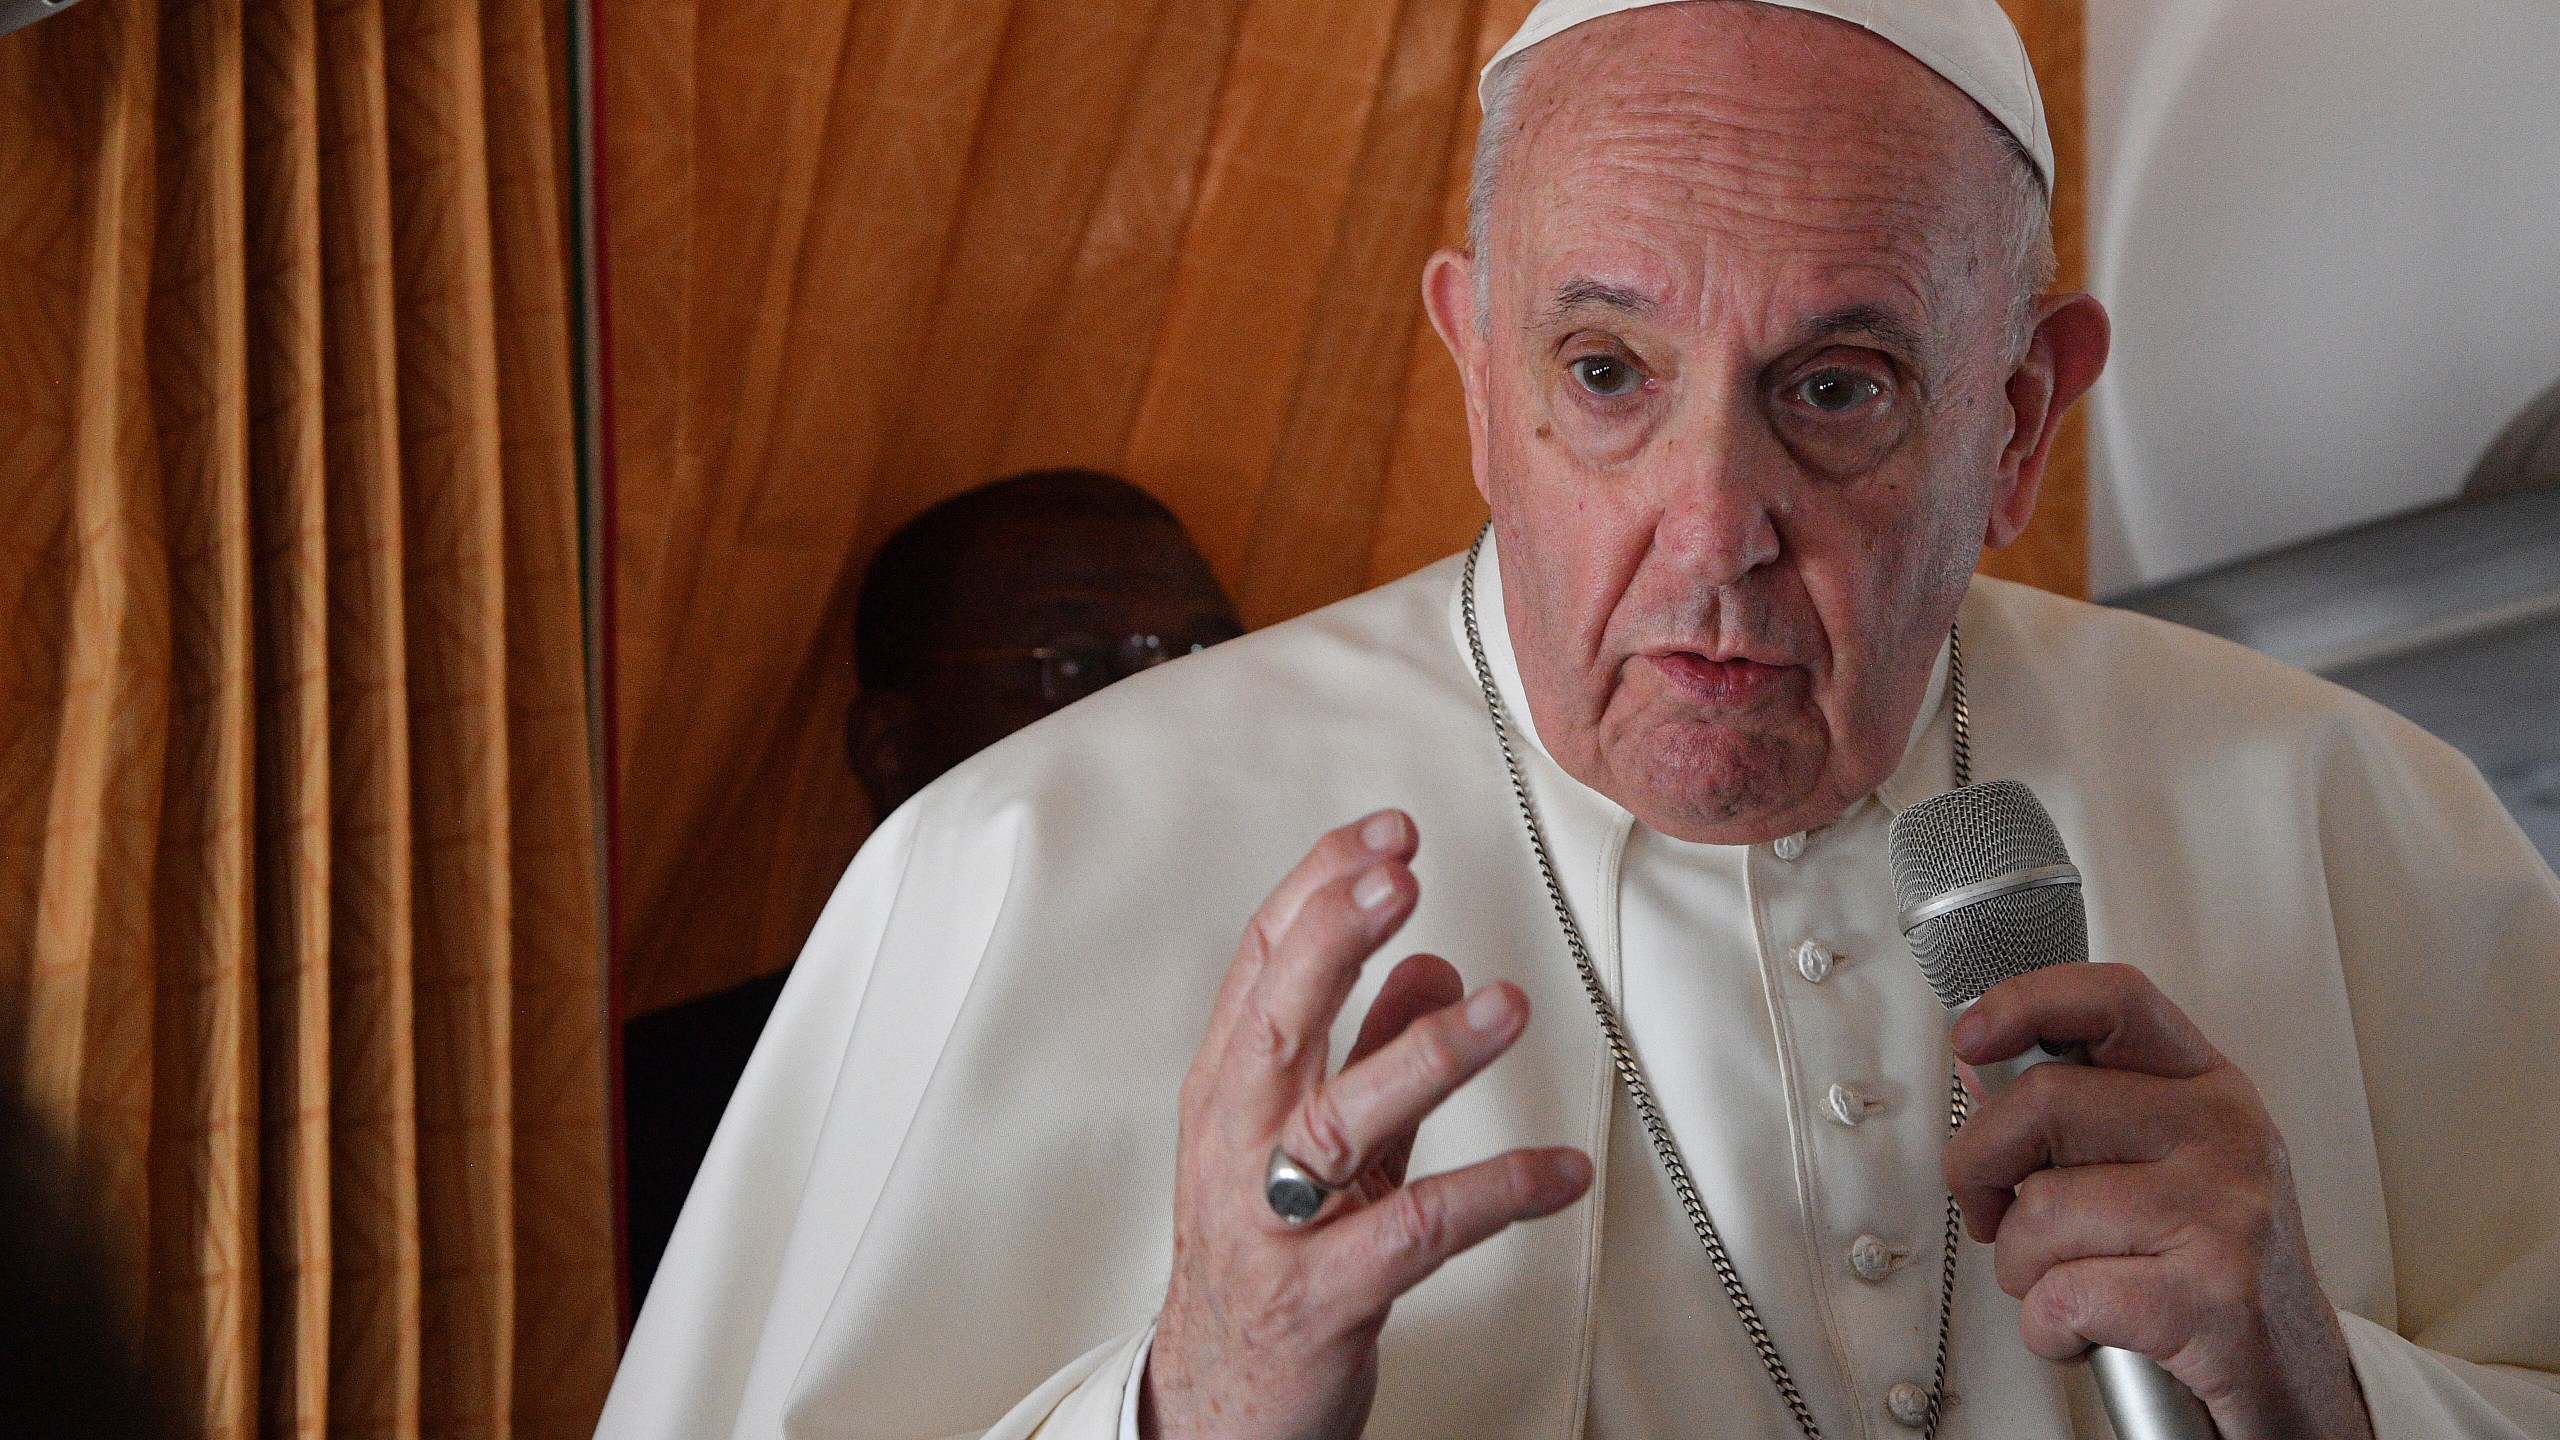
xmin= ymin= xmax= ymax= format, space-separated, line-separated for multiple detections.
xmin=1888 ymin=779 xmax=2087 ymax=1009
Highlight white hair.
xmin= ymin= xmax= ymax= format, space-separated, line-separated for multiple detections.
xmin=1466 ymin=50 xmax=2057 ymax=352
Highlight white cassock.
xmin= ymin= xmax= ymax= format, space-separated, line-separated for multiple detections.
xmin=598 ymin=539 xmax=2560 ymax=1440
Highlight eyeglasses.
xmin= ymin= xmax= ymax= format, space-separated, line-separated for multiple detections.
xmin=932 ymin=624 xmax=1244 ymax=705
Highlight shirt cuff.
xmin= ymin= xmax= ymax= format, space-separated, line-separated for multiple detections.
xmin=1117 ymin=1325 xmax=1156 ymax=1440
xmin=2337 ymin=1309 xmax=2560 ymax=1438
xmin=990 ymin=1326 xmax=1155 ymax=1440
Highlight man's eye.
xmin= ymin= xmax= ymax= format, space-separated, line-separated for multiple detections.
xmin=1795 ymin=369 xmax=1884 ymax=413
xmin=1569 ymin=355 xmax=1642 ymax=398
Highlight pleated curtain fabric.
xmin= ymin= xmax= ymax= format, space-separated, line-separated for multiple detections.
xmin=0 ymin=0 xmax=619 ymax=1434
xmin=601 ymin=0 xmax=2087 ymax=1020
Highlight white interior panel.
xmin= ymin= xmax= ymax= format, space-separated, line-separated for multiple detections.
xmin=2083 ymin=0 xmax=2560 ymax=595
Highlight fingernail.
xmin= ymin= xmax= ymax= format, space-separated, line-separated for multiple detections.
xmin=1353 ymin=866 xmax=1398 ymax=911
xmin=1361 ymin=811 xmax=1405 ymax=853
xmin=1552 ymin=1150 xmax=1594 ymax=1189
xmin=1464 ymin=985 xmax=1512 ymax=1034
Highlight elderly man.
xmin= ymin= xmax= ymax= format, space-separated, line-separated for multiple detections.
xmin=598 ymin=3 xmax=2560 ymax=1437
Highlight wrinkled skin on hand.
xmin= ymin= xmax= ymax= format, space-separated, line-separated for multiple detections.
xmin=1144 ymin=811 xmax=1590 ymax=1440
xmin=1948 ymin=963 xmax=2376 ymax=1440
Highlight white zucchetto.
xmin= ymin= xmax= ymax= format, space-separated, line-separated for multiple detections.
xmin=1481 ymin=0 xmax=2055 ymax=191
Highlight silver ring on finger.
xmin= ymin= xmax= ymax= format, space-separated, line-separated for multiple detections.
xmin=1264 ymin=1144 xmax=1343 ymax=1226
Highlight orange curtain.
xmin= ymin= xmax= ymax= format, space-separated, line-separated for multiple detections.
xmin=603 ymin=0 xmax=2086 ymax=1019
xmin=0 ymin=0 xmax=618 ymax=1433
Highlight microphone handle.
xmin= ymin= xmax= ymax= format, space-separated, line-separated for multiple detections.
xmin=1971 ymin=1035 xmax=2221 ymax=1440
xmin=2090 ymin=1345 xmax=2218 ymax=1440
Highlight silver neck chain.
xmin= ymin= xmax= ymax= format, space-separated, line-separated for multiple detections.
xmin=1459 ymin=531 xmax=1972 ymax=1440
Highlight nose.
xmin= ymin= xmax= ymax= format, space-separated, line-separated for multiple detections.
xmin=1652 ymin=423 xmax=1783 ymax=589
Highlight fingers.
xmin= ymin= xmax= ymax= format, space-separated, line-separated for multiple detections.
xmin=1987 ymin=1162 xmax=2201 ymax=1301
xmin=1948 ymin=1057 xmax=2275 ymax=1241
xmin=1310 ymin=1147 xmax=1592 ymax=1323
xmin=1946 ymin=1063 xmax=2239 ymax=1236
xmin=1233 ymin=862 xmax=1416 ymax=1088
xmin=1274 ymin=981 xmax=1528 ymax=1195
xmin=1341 ymin=955 xmax=1466 ymax=1190
xmin=2016 ymin=1255 xmax=2206 ymax=1364
xmin=1953 ymin=963 xmax=2221 ymax=1079
xmin=1968 ymin=1106 xmax=2291 ymax=1356
xmin=1344 ymin=954 xmax=1464 ymax=1069
xmin=1254 ymin=811 xmax=1418 ymax=966
xmin=1995 ymin=1156 xmax=2368 ymax=1436
xmin=1196 ymin=811 xmax=1419 ymax=1093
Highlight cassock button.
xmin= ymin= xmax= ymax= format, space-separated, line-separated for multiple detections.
xmin=1794 ymin=939 xmax=1835 ymax=984
xmin=1773 ymin=831 xmax=1808 ymax=861
xmin=1826 ymin=1083 xmax=1879 ymax=1127
xmin=1886 ymin=1381 xmax=1935 ymax=1428
xmin=1850 ymin=1233 xmax=1910 ymax=1282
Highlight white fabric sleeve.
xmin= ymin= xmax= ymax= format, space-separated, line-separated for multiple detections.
xmin=2317 ymin=711 xmax=2560 ymax=1436
xmin=597 ymin=804 xmax=929 ymax=1440
xmin=2339 ymin=1311 xmax=2560 ymax=1438
xmin=968 ymin=1326 xmax=1150 ymax=1440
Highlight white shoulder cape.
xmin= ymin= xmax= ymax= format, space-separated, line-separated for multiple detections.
xmin=600 ymin=553 xmax=2560 ymax=1439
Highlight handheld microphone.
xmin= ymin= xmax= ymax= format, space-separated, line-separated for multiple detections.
xmin=1888 ymin=780 xmax=2219 ymax=1440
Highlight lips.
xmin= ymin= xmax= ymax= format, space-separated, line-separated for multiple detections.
xmin=1646 ymin=650 xmax=1791 ymax=707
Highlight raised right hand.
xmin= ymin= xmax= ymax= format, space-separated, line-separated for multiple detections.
xmin=1143 ymin=810 xmax=1593 ymax=1440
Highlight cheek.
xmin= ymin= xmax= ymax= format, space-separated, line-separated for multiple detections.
xmin=1488 ymin=389 xmax=1629 ymax=572
xmin=1486 ymin=344 xmax=1653 ymax=497
xmin=1543 ymin=385 xmax=1657 ymax=470
xmin=1485 ymin=437 xmax=1666 ymax=700
xmin=1790 ymin=471 xmax=1975 ymax=679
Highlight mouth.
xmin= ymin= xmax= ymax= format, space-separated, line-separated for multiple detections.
xmin=1644 ymin=649 xmax=1794 ymax=707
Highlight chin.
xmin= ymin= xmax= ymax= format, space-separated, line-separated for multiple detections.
xmin=1611 ymin=716 xmax=1826 ymax=844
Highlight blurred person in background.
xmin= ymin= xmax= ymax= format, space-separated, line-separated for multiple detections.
xmin=621 ymin=469 xmax=1241 ymax=1304
xmin=843 ymin=468 xmax=1247 ymax=818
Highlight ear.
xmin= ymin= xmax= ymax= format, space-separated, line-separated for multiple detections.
xmin=1984 ymin=293 xmax=2111 ymax=550
xmin=1422 ymin=248 xmax=1496 ymax=506
xmin=846 ymin=688 xmax=912 ymax=818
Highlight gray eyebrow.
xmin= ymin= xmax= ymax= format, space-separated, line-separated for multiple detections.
xmin=1534 ymin=286 xmax=1928 ymax=358
xmin=1799 ymin=303 xmax=1927 ymax=357
xmin=1538 ymin=277 xmax=1658 ymax=326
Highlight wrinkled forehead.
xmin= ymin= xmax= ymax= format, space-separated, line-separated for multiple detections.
xmin=1495 ymin=6 xmax=2014 ymax=336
